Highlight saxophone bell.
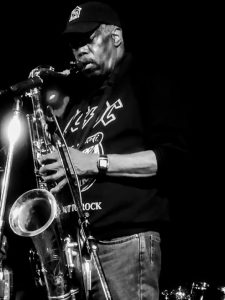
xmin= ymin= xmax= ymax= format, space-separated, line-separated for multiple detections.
xmin=9 ymin=188 xmax=81 ymax=300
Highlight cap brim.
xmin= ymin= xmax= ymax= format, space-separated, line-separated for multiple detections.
xmin=63 ymin=21 xmax=100 ymax=34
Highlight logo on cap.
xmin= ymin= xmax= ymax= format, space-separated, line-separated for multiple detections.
xmin=69 ymin=6 xmax=82 ymax=22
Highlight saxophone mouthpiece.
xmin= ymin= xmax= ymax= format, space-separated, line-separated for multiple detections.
xmin=59 ymin=61 xmax=82 ymax=76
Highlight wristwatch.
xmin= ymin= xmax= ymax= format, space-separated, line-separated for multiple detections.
xmin=97 ymin=154 xmax=109 ymax=174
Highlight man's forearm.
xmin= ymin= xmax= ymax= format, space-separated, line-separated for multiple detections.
xmin=106 ymin=150 xmax=157 ymax=177
xmin=68 ymin=148 xmax=158 ymax=178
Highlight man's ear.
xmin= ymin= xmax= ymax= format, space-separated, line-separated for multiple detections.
xmin=111 ymin=27 xmax=123 ymax=47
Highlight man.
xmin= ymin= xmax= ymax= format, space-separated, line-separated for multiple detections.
xmin=38 ymin=1 xmax=188 ymax=300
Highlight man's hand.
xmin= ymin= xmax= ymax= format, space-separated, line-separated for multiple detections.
xmin=39 ymin=147 xmax=98 ymax=193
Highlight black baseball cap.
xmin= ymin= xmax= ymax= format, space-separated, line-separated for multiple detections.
xmin=63 ymin=1 xmax=121 ymax=35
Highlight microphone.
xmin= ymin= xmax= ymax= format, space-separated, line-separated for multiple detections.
xmin=0 ymin=76 xmax=43 ymax=97
xmin=0 ymin=62 xmax=80 ymax=98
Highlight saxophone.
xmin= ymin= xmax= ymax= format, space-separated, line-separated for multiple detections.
xmin=8 ymin=66 xmax=86 ymax=300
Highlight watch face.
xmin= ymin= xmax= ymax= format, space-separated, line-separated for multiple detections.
xmin=99 ymin=158 xmax=108 ymax=169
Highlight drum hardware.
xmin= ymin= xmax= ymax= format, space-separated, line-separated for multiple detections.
xmin=161 ymin=285 xmax=191 ymax=300
xmin=217 ymin=286 xmax=225 ymax=300
xmin=161 ymin=289 xmax=170 ymax=300
xmin=170 ymin=286 xmax=190 ymax=300
xmin=190 ymin=281 xmax=209 ymax=300
xmin=160 ymin=281 xmax=211 ymax=300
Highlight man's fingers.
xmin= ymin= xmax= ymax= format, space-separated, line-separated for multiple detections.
xmin=39 ymin=161 xmax=61 ymax=175
xmin=42 ymin=168 xmax=65 ymax=182
xmin=50 ymin=178 xmax=68 ymax=194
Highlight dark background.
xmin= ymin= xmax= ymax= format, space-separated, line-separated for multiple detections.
xmin=0 ymin=0 xmax=222 ymax=298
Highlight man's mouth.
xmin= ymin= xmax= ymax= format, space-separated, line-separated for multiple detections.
xmin=80 ymin=61 xmax=96 ymax=73
xmin=83 ymin=62 xmax=93 ymax=69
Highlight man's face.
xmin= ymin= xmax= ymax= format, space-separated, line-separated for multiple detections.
xmin=70 ymin=26 xmax=117 ymax=77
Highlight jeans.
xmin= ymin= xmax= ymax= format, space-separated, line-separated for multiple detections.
xmin=89 ymin=231 xmax=161 ymax=300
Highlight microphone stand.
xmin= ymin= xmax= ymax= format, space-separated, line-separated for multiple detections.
xmin=0 ymin=97 xmax=23 ymax=247
xmin=48 ymin=107 xmax=112 ymax=300
xmin=0 ymin=97 xmax=23 ymax=299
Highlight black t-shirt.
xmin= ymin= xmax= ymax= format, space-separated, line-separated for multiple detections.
xmin=57 ymin=53 xmax=188 ymax=239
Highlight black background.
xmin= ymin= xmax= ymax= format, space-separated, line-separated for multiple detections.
xmin=0 ymin=0 xmax=222 ymax=297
